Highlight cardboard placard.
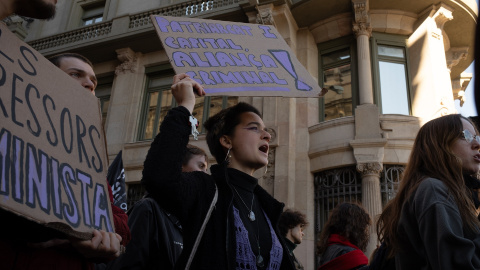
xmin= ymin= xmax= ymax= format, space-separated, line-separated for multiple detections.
xmin=152 ymin=15 xmax=322 ymax=97
xmin=0 ymin=23 xmax=114 ymax=239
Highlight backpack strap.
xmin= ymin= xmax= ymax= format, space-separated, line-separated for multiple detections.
xmin=185 ymin=183 xmax=218 ymax=270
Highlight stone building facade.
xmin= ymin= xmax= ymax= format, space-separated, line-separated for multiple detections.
xmin=7 ymin=0 xmax=477 ymax=268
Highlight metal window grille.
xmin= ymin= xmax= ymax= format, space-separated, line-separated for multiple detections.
xmin=380 ymin=165 xmax=404 ymax=207
xmin=314 ymin=166 xmax=362 ymax=267
xmin=314 ymin=166 xmax=362 ymax=233
xmin=127 ymin=183 xmax=146 ymax=210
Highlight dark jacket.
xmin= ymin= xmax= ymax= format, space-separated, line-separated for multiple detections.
xmin=284 ymin=238 xmax=304 ymax=270
xmin=318 ymin=244 xmax=368 ymax=270
xmin=141 ymin=106 xmax=295 ymax=270
xmin=107 ymin=196 xmax=183 ymax=270
xmin=396 ymin=178 xmax=480 ymax=270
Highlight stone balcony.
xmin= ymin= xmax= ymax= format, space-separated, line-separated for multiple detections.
xmin=23 ymin=0 xmax=249 ymax=62
xmin=308 ymin=114 xmax=420 ymax=172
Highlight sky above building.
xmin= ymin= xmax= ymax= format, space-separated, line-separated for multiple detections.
xmin=455 ymin=62 xmax=478 ymax=117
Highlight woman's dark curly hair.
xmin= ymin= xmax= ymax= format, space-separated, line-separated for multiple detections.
xmin=317 ymin=202 xmax=371 ymax=253
xmin=203 ymin=102 xmax=261 ymax=164
xmin=278 ymin=209 xmax=309 ymax=237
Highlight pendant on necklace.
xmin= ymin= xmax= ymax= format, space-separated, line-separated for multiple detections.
xmin=248 ymin=211 xmax=256 ymax=221
xmin=256 ymin=254 xmax=264 ymax=268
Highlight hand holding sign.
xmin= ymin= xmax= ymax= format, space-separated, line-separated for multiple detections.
xmin=0 ymin=23 xmax=113 ymax=239
xmin=171 ymin=73 xmax=206 ymax=113
xmin=71 ymin=229 xmax=123 ymax=259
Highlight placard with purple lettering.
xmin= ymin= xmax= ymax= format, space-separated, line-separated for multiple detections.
xmin=0 ymin=23 xmax=114 ymax=239
xmin=152 ymin=15 xmax=322 ymax=97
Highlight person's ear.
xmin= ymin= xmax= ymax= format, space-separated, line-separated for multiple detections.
xmin=220 ymin=135 xmax=232 ymax=149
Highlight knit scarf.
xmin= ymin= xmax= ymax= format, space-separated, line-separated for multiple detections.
xmin=317 ymin=234 xmax=368 ymax=270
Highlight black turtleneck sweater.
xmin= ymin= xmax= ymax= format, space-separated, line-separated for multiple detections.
xmin=228 ymin=168 xmax=272 ymax=269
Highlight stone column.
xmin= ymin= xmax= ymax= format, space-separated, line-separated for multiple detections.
xmin=350 ymin=105 xmax=386 ymax=257
xmin=357 ymin=162 xmax=383 ymax=256
xmin=352 ymin=0 xmax=373 ymax=105
xmin=406 ymin=4 xmax=454 ymax=122
xmin=104 ymin=47 xmax=142 ymax=160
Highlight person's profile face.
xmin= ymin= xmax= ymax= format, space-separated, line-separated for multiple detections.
xmin=227 ymin=112 xmax=271 ymax=173
xmin=58 ymin=57 xmax=97 ymax=95
xmin=182 ymin=154 xmax=208 ymax=173
xmin=451 ymin=119 xmax=480 ymax=175
xmin=289 ymin=224 xmax=305 ymax=244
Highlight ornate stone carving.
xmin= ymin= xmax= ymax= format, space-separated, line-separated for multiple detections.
xmin=352 ymin=1 xmax=372 ymax=37
xmin=431 ymin=6 xmax=453 ymax=40
xmin=265 ymin=127 xmax=277 ymax=144
xmin=446 ymin=47 xmax=468 ymax=72
xmin=356 ymin=162 xmax=382 ymax=176
xmin=115 ymin=48 xmax=139 ymax=75
xmin=256 ymin=5 xmax=274 ymax=25
xmin=263 ymin=147 xmax=276 ymax=185
xmin=452 ymin=74 xmax=472 ymax=107
xmin=3 ymin=15 xmax=32 ymax=40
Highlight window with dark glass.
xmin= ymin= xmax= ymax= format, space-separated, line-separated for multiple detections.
xmin=138 ymin=67 xmax=239 ymax=141
xmin=82 ymin=2 xmax=104 ymax=26
xmin=95 ymin=76 xmax=112 ymax=127
xmin=372 ymin=34 xmax=411 ymax=115
xmin=318 ymin=37 xmax=357 ymax=122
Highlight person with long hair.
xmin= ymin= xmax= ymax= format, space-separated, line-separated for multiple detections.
xmin=317 ymin=202 xmax=371 ymax=270
xmin=376 ymin=114 xmax=480 ymax=269
xmin=141 ymin=73 xmax=296 ymax=269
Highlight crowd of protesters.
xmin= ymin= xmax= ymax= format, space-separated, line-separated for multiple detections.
xmin=3 ymin=0 xmax=480 ymax=270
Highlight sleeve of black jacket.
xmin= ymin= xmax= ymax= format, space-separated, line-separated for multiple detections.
xmin=140 ymin=106 xmax=208 ymax=222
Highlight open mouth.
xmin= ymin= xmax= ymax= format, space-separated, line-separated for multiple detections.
xmin=259 ymin=145 xmax=269 ymax=154
xmin=474 ymin=154 xmax=480 ymax=162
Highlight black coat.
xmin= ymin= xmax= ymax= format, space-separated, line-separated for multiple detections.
xmin=107 ymin=196 xmax=183 ymax=270
xmin=141 ymin=106 xmax=295 ymax=270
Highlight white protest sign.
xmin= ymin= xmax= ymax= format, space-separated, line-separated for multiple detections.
xmin=0 ymin=23 xmax=114 ymax=239
xmin=152 ymin=15 xmax=322 ymax=97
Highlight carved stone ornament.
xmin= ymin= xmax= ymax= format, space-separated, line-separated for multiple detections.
xmin=256 ymin=6 xmax=274 ymax=25
xmin=262 ymin=147 xmax=276 ymax=185
xmin=431 ymin=6 xmax=453 ymax=40
xmin=446 ymin=47 xmax=468 ymax=72
xmin=265 ymin=127 xmax=277 ymax=143
xmin=356 ymin=162 xmax=382 ymax=176
xmin=115 ymin=48 xmax=139 ymax=75
xmin=352 ymin=1 xmax=372 ymax=37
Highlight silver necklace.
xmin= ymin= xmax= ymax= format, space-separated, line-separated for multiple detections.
xmin=232 ymin=186 xmax=264 ymax=267
xmin=232 ymin=186 xmax=256 ymax=221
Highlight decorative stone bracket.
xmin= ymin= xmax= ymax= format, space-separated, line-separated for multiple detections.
xmin=429 ymin=5 xmax=453 ymax=40
xmin=451 ymin=72 xmax=472 ymax=107
xmin=350 ymin=138 xmax=387 ymax=176
xmin=115 ymin=47 xmax=141 ymax=75
xmin=352 ymin=0 xmax=372 ymax=37
xmin=446 ymin=47 xmax=468 ymax=72
xmin=357 ymin=162 xmax=383 ymax=176
xmin=256 ymin=4 xmax=275 ymax=26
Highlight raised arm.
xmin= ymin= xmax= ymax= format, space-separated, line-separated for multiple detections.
xmin=170 ymin=73 xmax=205 ymax=113
xmin=141 ymin=74 xmax=205 ymax=214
